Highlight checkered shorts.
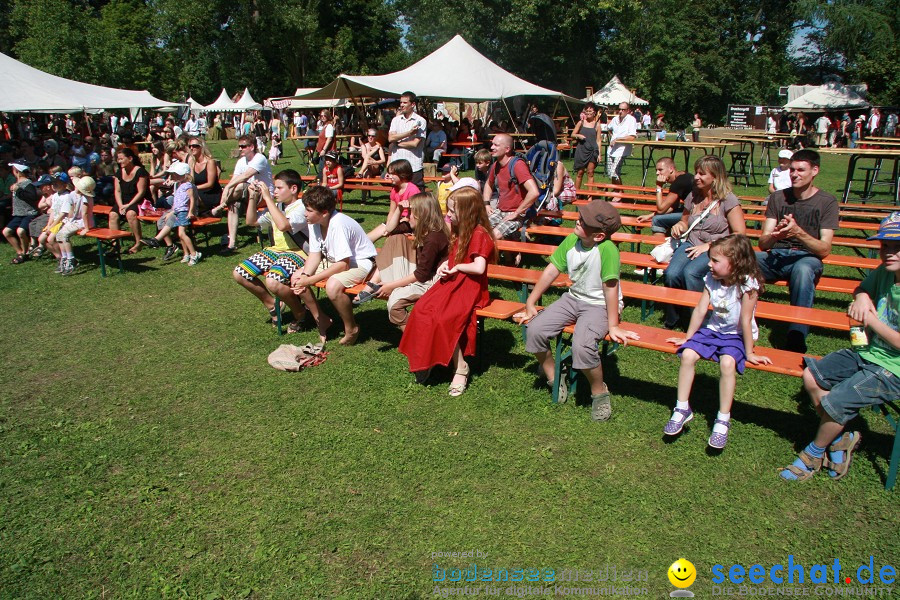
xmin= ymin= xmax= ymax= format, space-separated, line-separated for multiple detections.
xmin=489 ymin=209 xmax=525 ymax=239
xmin=234 ymin=249 xmax=306 ymax=285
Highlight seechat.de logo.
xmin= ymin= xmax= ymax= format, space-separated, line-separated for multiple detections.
xmin=711 ymin=556 xmax=896 ymax=586
xmin=668 ymin=558 xmax=697 ymax=597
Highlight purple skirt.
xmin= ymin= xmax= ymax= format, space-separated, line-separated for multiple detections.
xmin=677 ymin=327 xmax=747 ymax=374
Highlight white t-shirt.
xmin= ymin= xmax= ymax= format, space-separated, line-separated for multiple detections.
xmin=293 ymin=114 xmax=302 ymax=127
xmin=641 ymin=113 xmax=652 ymax=128
xmin=608 ymin=114 xmax=638 ymax=158
xmin=184 ymin=119 xmax=200 ymax=135
xmin=173 ymin=125 xmax=184 ymax=138
xmin=704 ymin=273 xmax=759 ymax=340
xmin=768 ymin=167 xmax=792 ymax=191
xmin=62 ymin=192 xmax=92 ymax=225
xmin=50 ymin=191 xmax=71 ymax=220
xmin=309 ymin=211 xmax=377 ymax=269
xmin=389 ymin=111 xmax=427 ymax=171
xmin=766 ymin=117 xmax=777 ymax=133
xmin=234 ymin=153 xmax=274 ymax=192
xmin=815 ymin=116 xmax=830 ymax=134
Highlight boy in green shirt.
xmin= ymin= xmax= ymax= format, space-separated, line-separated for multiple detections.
xmin=522 ymin=200 xmax=638 ymax=420
xmin=780 ymin=211 xmax=900 ymax=482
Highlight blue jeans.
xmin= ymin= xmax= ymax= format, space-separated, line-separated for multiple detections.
xmin=664 ymin=242 xmax=710 ymax=326
xmin=651 ymin=212 xmax=683 ymax=235
xmin=756 ymin=248 xmax=823 ymax=339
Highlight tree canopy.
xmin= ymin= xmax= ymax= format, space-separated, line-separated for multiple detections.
xmin=1 ymin=0 xmax=895 ymax=121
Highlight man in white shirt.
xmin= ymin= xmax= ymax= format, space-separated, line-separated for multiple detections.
xmin=641 ymin=112 xmax=652 ymax=130
xmin=607 ymin=102 xmax=637 ymax=184
xmin=184 ymin=114 xmax=200 ymax=136
xmin=214 ymin=135 xmax=274 ymax=252
xmin=814 ymin=114 xmax=831 ymax=147
xmin=388 ymin=91 xmax=426 ymax=189
xmin=867 ymin=108 xmax=881 ymax=137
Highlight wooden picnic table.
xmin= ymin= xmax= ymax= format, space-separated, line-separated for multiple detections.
xmin=818 ymin=147 xmax=900 ymax=204
xmin=627 ymin=140 xmax=733 ymax=185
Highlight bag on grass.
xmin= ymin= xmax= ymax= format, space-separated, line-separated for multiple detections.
xmin=267 ymin=344 xmax=328 ymax=372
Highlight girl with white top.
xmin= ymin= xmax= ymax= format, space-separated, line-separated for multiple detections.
xmin=664 ymin=234 xmax=771 ymax=449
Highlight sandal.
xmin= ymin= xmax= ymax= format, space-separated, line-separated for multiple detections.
xmin=11 ymin=254 xmax=27 ymax=264
xmin=825 ymin=431 xmax=862 ymax=480
xmin=353 ymin=282 xmax=382 ymax=305
xmin=664 ymin=407 xmax=694 ymax=435
xmin=449 ymin=362 xmax=470 ymax=397
xmin=287 ymin=321 xmax=304 ymax=334
xmin=778 ymin=449 xmax=823 ymax=482
xmin=415 ymin=367 xmax=433 ymax=385
xmin=708 ymin=419 xmax=731 ymax=449
xmin=591 ymin=390 xmax=612 ymax=421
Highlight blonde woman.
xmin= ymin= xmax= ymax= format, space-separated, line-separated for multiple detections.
xmin=663 ymin=155 xmax=746 ymax=328
xmin=187 ymin=136 xmax=221 ymax=212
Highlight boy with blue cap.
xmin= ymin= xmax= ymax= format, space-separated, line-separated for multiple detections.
xmin=780 ymin=211 xmax=900 ymax=482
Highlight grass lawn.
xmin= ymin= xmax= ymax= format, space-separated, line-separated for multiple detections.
xmin=0 ymin=139 xmax=897 ymax=599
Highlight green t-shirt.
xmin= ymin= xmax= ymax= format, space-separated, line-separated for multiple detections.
xmin=549 ymin=235 xmax=620 ymax=306
xmin=858 ymin=265 xmax=900 ymax=376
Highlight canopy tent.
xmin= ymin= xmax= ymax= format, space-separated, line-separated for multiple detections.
xmin=583 ymin=76 xmax=649 ymax=106
xmin=783 ymin=82 xmax=869 ymax=112
xmin=233 ymin=88 xmax=263 ymax=111
xmin=186 ymin=97 xmax=206 ymax=112
xmin=290 ymin=35 xmax=578 ymax=103
xmin=0 ymin=52 xmax=180 ymax=113
xmin=204 ymin=89 xmax=241 ymax=112
xmin=267 ymin=89 xmax=349 ymax=110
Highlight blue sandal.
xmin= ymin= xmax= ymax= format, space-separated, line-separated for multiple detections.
xmin=664 ymin=407 xmax=693 ymax=435
xmin=708 ymin=419 xmax=731 ymax=449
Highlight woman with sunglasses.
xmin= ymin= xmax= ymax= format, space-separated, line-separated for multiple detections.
xmin=356 ymin=129 xmax=385 ymax=178
xmin=187 ymin=137 xmax=221 ymax=214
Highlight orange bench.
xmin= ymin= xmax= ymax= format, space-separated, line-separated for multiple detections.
xmin=83 ymin=228 xmax=132 ymax=277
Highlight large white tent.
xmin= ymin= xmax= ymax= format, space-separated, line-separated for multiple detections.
xmin=204 ymin=89 xmax=241 ymax=112
xmin=233 ymin=88 xmax=263 ymax=111
xmin=290 ymin=35 xmax=578 ymax=103
xmin=267 ymin=89 xmax=349 ymax=110
xmin=583 ymin=76 xmax=649 ymax=106
xmin=783 ymin=82 xmax=869 ymax=112
xmin=0 ymin=52 xmax=179 ymax=113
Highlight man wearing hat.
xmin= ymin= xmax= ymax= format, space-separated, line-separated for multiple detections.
xmin=3 ymin=161 xmax=39 ymax=264
xmin=521 ymin=200 xmax=638 ymax=420
xmin=779 ymin=211 xmax=900 ymax=482
xmin=756 ymin=149 xmax=839 ymax=353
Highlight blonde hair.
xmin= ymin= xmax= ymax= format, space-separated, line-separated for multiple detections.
xmin=694 ymin=155 xmax=732 ymax=201
xmin=410 ymin=192 xmax=449 ymax=247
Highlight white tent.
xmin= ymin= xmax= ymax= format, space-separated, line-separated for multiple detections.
xmin=0 ymin=52 xmax=180 ymax=113
xmin=583 ymin=76 xmax=649 ymax=107
xmin=204 ymin=89 xmax=241 ymax=112
xmin=233 ymin=88 xmax=263 ymax=111
xmin=290 ymin=35 xmax=578 ymax=102
xmin=783 ymin=82 xmax=869 ymax=112
xmin=186 ymin=97 xmax=206 ymax=112
xmin=267 ymin=89 xmax=349 ymax=110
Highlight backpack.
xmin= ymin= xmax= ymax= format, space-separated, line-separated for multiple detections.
xmin=489 ymin=140 xmax=558 ymax=219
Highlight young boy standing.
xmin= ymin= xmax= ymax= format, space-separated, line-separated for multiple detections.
xmin=522 ymin=200 xmax=638 ymax=420
xmin=290 ymin=185 xmax=377 ymax=346
xmin=780 ymin=212 xmax=900 ymax=482
xmin=232 ymin=169 xmax=313 ymax=333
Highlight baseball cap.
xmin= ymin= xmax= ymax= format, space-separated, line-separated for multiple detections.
xmin=323 ymin=151 xmax=338 ymax=161
xmin=165 ymin=161 xmax=190 ymax=176
xmin=868 ymin=212 xmax=900 ymax=241
xmin=778 ymin=149 xmax=793 ymax=160
xmin=51 ymin=172 xmax=71 ymax=183
xmin=578 ymin=200 xmax=621 ymax=233
xmin=35 ymin=175 xmax=53 ymax=186
xmin=8 ymin=161 xmax=29 ymax=172
xmin=441 ymin=164 xmax=453 ymax=174
xmin=448 ymin=177 xmax=480 ymax=193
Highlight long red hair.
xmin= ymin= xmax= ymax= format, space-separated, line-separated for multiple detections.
xmin=448 ymin=187 xmax=497 ymax=264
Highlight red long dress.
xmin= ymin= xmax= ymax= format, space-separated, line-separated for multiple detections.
xmin=399 ymin=226 xmax=494 ymax=372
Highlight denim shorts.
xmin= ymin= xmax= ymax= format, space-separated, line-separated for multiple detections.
xmin=6 ymin=214 xmax=36 ymax=232
xmin=804 ymin=349 xmax=899 ymax=425
xmin=173 ymin=211 xmax=191 ymax=227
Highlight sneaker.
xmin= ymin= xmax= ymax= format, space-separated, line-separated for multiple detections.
xmin=786 ymin=330 xmax=808 ymax=354
xmin=181 ymin=252 xmax=191 ymax=263
xmin=61 ymin=258 xmax=77 ymax=276
xmin=188 ymin=252 xmax=202 ymax=266
xmin=664 ymin=407 xmax=694 ymax=435
xmin=55 ymin=258 xmax=66 ymax=273
xmin=143 ymin=237 xmax=161 ymax=249
xmin=162 ymin=245 xmax=177 ymax=261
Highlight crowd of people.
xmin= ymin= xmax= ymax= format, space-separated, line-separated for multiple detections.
xmin=765 ymin=107 xmax=899 ymax=149
xmin=1 ymin=94 xmax=898 ymax=484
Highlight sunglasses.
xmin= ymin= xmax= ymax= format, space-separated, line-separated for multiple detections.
xmin=238 ymin=144 xmax=251 ymax=148
xmin=189 ymin=144 xmax=201 ymax=149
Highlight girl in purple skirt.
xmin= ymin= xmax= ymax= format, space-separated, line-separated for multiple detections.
xmin=664 ymin=235 xmax=772 ymax=449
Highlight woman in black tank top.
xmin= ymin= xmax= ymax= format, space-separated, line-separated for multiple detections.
xmin=187 ymin=137 xmax=222 ymax=212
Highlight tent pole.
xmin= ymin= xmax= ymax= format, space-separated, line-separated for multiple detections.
xmin=500 ymin=97 xmax=527 ymax=152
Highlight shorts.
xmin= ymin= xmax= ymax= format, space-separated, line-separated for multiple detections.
xmin=157 ymin=212 xmax=177 ymax=229
xmin=315 ymin=256 xmax=374 ymax=288
xmin=489 ymin=209 xmax=526 ymax=239
xmin=56 ymin=220 xmax=85 ymax=243
xmin=678 ymin=327 xmax=748 ymax=374
xmin=172 ymin=211 xmax=191 ymax=228
xmin=5 ymin=214 xmax=36 ymax=232
xmin=49 ymin=222 xmax=63 ymax=235
xmin=234 ymin=248 xmax=307 ymax=285
xmin=804 ymin=349 xmax=899 ymax=425
xmin=525 ymin=293 xmax=609 ymax=370
xmin=29 ymin=214 xmax=50 ymax=237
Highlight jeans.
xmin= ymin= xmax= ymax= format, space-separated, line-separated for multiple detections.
xmin=651 ymin=212 xmax=683 ymax=235
xmin=664 ymin=242 xmax=710 ymax=326
xmin=756 ymin=248 xmax=823 ymax=339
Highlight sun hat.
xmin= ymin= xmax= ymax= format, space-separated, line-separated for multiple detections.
xmin=165 ymin=161 xmax=190 ymax=176
xmin=448 ymin=177 xmax=480 ymax=193
xmin=778 ymin=149 xmax=793 ymax=160
xmin=869 ymin=212 xmax=900 ymax=241
xmin=74 ymin=176 xmax=96 ymax=197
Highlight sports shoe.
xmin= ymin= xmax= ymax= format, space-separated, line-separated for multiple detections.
xmin=162 ymin=245 xmax=177 ymax=261
xmin=181 ymin=253 xmax=191 ymax=263
xmin=61 ymin=258 xmax=77 ymax=276
xmin=55 ymin=258 xmax=66 ymax=273
xmin=664 ymin=407 xmax=694 ymax=435
xmin=143 ymin=237 xmax=161 ymax=249
xmin=188 ymin=252 xmax=202 ymax=266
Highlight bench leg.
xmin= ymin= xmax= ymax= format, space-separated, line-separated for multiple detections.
xmin=887 ymin=424 xmax=899 ymax=491
xmin=96 ymin=239 xmax=107 ymax=277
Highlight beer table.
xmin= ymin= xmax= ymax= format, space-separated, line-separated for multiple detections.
xmin=628 ymin=140 xmax=733 ymax=185
xmin=818 ymin=147 xmax=900 ymax=204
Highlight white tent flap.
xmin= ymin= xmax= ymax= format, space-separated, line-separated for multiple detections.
xmin=783 ymin=82 xmax=869 ymax=112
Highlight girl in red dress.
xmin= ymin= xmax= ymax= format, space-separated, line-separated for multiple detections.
xmin=399 ymin=186 xmax=497 ymax=396
xmin=321 ymin=151 xmax=344 ymax=209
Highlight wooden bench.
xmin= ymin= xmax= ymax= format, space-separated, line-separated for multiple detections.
xmin=83 ymin=228 xmax=132 ymax=277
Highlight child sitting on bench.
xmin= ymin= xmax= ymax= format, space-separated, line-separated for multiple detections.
xmin=521 ymin=199 xmax=637 ymax=420
xmin=367 ymin=159 xmax=420 ymax=242
xmin=780 ymin=212 xmax=900 ymax=481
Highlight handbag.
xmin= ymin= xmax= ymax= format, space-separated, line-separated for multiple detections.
xmin=649 ymin=199 xmax=720 ymax=264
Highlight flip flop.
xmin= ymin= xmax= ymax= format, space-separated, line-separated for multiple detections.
xmin=825 ymin=431 xmax=862 ymax=480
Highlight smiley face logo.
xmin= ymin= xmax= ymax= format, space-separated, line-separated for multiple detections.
xmin=668 ymin=559 xmax=696 ymax=588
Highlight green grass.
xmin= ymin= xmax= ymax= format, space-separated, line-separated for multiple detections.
xmin=0 ymin=140 xmax=897 ymax=599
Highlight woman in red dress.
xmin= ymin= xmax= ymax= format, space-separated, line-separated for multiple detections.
xmin=398 ymin=185 xmax=497 ymax=396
